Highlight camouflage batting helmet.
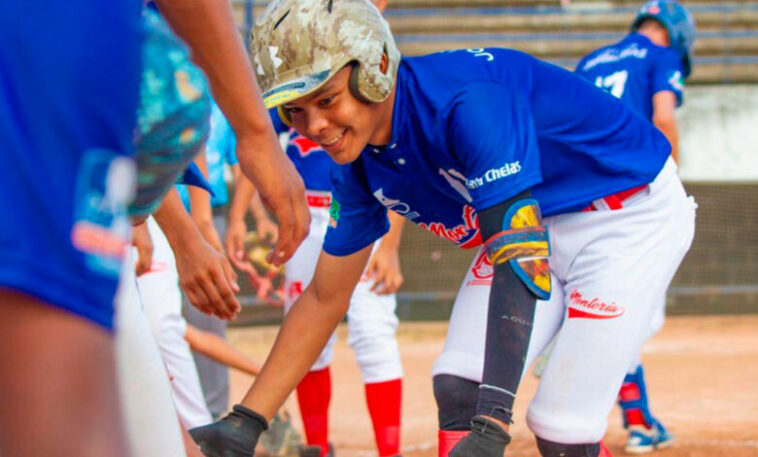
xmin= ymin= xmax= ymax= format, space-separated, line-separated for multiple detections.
xmin=250 ymin=0 xmax=400 ymax=116
xmin=632 ymin=0 xmax=696 ymax=77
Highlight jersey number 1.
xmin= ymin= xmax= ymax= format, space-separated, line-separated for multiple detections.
xmin=594 ymin=70 xmax=628 ymax=98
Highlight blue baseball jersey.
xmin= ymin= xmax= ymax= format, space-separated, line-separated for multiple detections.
xmin=0 ymin=1 xmax=141 ymax=329
xmin=178 ymin=102 xmax=238 ymax=208
xmin=270 ymin=110 xmax=334 ymax=192
xmin=575 ymin=33 xmax=685 ymax=120
xmin=323 ymin=48 xmax=671 ymax=256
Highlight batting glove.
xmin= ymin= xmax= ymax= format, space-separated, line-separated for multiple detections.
xmin=449 ymin=415 xmax=512 ymax=457
xmin=189 ymin=404 xmax=269 ymax=457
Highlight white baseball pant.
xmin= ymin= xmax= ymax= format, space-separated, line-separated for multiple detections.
xmin=432 ymin=158 xmax=695 ymax=443
xmin=133 ymin=217 xmax=213 ymax=429
xmin=115 ymin=248 xmax=186 ymax=457
xmin=284 ymin=193 xmax=403 ymax=383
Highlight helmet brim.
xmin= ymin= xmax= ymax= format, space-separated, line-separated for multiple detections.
xmin=262 ymin=69 xmax=333 ymax=109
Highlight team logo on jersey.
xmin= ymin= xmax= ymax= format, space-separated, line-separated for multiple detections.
xmin=581 ymin=44 xmax=648 ymax=72
xmin=72 ymin=151 xmax=135 ymax=277
xmin=668 ymin=70 xmax=684 ymax=91
xmin=373 ymin=188 xmax=481 ymax=248
xmin=328 ymin=199 xmax=341 ymax=228
xmin=418 ymin=205 xmax=482 ymax=248
xmin=289 ymin=132 xmax=322 ymax=157
xmin=567 ymin=289 xmax=626 ymax=319
xmin=466 ymin=161 xmax=521 ymax=190
xmin=373 ymin=188 xmax=421 ymax=220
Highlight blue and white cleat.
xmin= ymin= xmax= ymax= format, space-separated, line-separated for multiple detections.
xmin=625 ymin=420 xmax=674 ymax=454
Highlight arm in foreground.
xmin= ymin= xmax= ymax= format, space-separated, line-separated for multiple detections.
xmin=153 ymin=189 xmax=240 ymax=320
xmin=155 ymin=0 xmax=309 ymax=265
xmin=189 ymin=245 xmax=373 ymax=457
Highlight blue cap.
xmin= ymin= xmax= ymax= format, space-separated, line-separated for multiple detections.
xmin=632 ymin=0 xmax=696 ymax=78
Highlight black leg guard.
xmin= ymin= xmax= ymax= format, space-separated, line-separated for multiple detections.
xmin=449 ymin=416 xmax=511 ymax=457
xmin=433 ymin=374 xmax=479 ymax=430
xmin=535 ymin=436 xmax=601 ymax=457
xmin=189 ymin=404 xmax=269 ymax=457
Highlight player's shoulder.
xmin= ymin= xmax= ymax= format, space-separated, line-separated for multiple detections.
xmin=400 ymin=49 xmax=537 ymax=105
xmin=577 ymin=34 xmax=654 ymax=73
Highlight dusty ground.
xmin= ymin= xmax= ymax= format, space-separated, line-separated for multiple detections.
xmin=227 ymin=315 xmax=758 ymax=457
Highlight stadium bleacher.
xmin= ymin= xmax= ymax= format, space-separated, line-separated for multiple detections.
xmin=229 ymin=0 xmax=758 ymax=324
xmin=233 ymin=0 xmax=758 ymax=84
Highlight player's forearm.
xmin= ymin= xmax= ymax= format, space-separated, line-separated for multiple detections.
xmin=155 ymin=0 xmax=271 ymax=138
xmin=188 ymin=153 xmax=214 ymax=227
xmin=185 ymin=326 xmax=261 ymax=376
xmin=475 ymin=191 xmax=542 ymax=429
xmin=379 ymin=211 xmax=405 ymax=251
xmin=155 ymin=0 xmax=288 ymax=187
xmin=239 ymin=286 xmax=350 ymax=418
xmin=229 ymin=177 xmax=256 ymax=224
xmin=654 ymin=118 xmax=679 ymax=164
xmin=239 ymin=248 xmax=371 ymax=418
xmin=153 ymin=189 xmax=204 ymax=252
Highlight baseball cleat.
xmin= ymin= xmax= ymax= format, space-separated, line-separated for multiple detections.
xmin=624 ymin=421 xmax=673 ymax=454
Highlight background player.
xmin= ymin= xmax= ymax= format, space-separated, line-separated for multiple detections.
xmin=226 ymin=115 xmax=406 ymax=457
xmin=575 ymin=1 xmax=696 ymax=452
xmin=189 ymin=2 xmax=695 ymax=457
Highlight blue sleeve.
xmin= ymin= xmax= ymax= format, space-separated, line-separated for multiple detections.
xmin=447 ymin=81 xmax=543 ymax=211
xmin=268 ymin=107 xmax=291 ymax=135
xmin=224 ymin=123 xmax=238 ymax=165
xmin=323 ymin=161 xmax=389 ymax=257
xmin=651 ymin=50 xmax=684 ymax=107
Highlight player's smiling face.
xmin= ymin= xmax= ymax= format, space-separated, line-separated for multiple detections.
xmin=281 ymin=65 xmax=395 ymax=165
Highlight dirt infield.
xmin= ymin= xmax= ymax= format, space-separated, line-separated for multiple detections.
xmin=227 ymin=315 xmax=758 ymax=457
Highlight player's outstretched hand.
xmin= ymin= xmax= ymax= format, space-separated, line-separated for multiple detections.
xmin=176 ymin=234 xmax=240 ymax=320
xmin=256 ymin=217 xmax=279 ymax=246
xmin=132 ymin=222 xmax=154 ymax=277
xmin=366 ymin=242 xmax=404 ymax=295
xmin=236 ymin=135 xmax=309 ymax=267
xmin=449 ymin=416 xmax=511 ymax=457
xmin=225 ymin=217 xmax=256 ymax=276
xmin=190 ymin=404 xmax=268 ymax=457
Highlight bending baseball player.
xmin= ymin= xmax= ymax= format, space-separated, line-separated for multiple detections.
xmin=575 ymin=1 xmax=696 ymax=452
xmin=190 ymin=1 xmax=695 ymax=457
xmin=227 ymin=116 xmax=406 ymax=457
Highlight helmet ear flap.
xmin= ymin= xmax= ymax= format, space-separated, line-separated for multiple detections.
xmin=277 ymin=106 xmax=293 ymax=127
xmin=348 ymin=62 xmax=373 ymax=104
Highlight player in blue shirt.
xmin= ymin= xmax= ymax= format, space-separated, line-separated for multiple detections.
xmin=0 ymin=2 xmax=141 ymax=456
xmin=576 ymin=0 xmax=693 ymax=163
xmin=576 ymin=2 xmax=695 ymax=453
xmin=190 ymin=1 xmax=695 ymax=457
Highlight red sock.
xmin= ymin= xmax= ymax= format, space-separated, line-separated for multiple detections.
xmin=438 ymin=430 xmax=469 ymax=457
xmin=365 ymin=378 xmax=402 ymax=457
xmin=296 ymin=367 xmax=331 ymax=457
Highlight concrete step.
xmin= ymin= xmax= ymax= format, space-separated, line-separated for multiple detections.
xmin=396 ymin=34 xmax=758 ymax=59
xmin=386 ymin=7 xmax=758 ymax=34
xmin=385 ymin=0 xmax=757 ymax=8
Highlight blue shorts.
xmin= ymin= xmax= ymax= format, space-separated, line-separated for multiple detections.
xmin=0 ymin=1 xmax=142 ymax=330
